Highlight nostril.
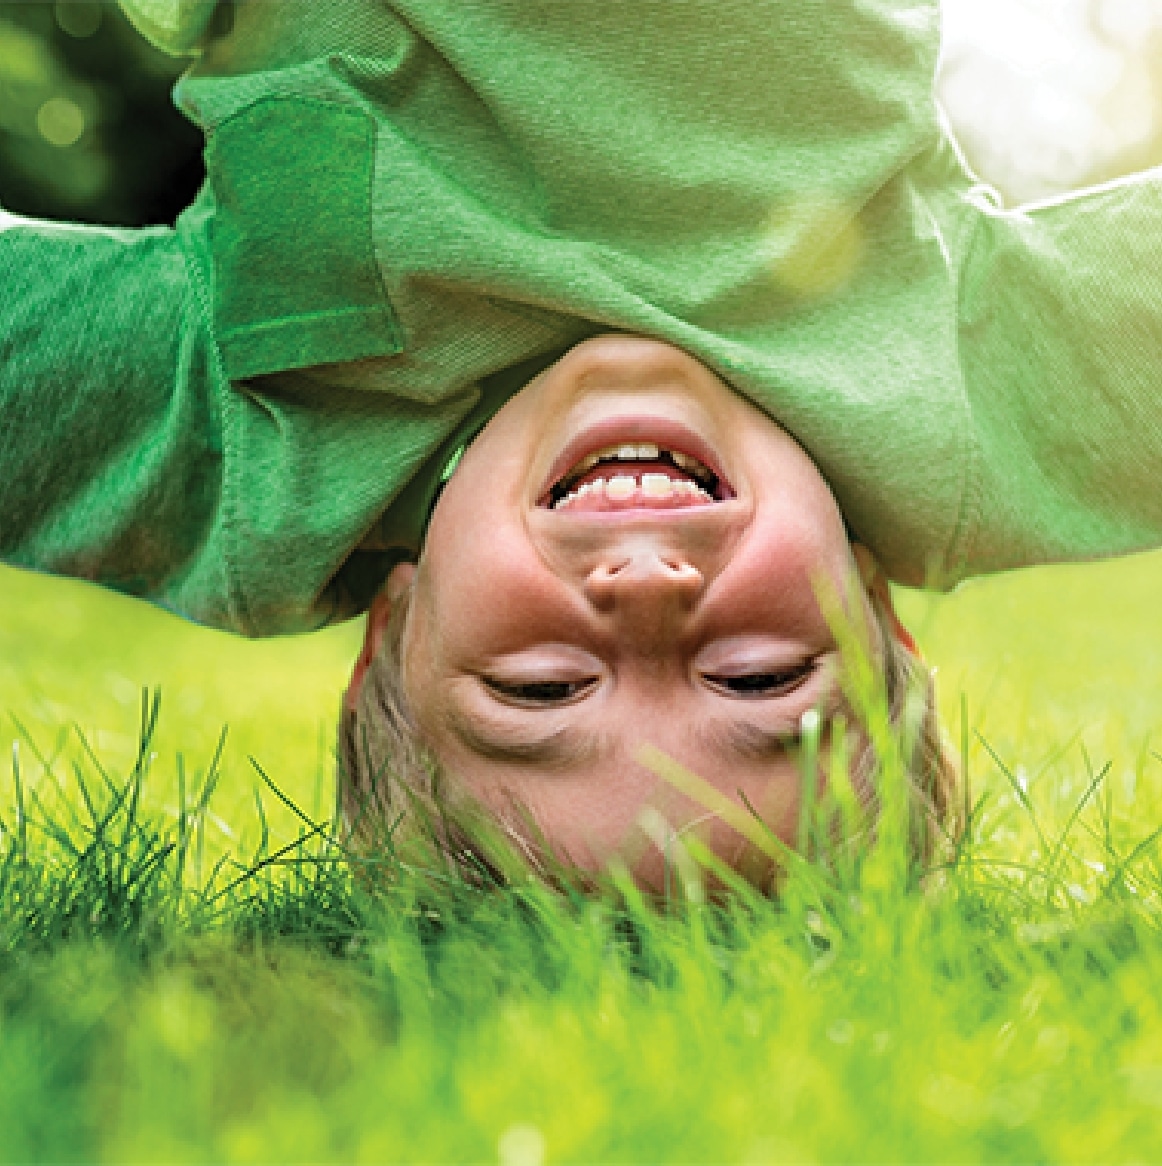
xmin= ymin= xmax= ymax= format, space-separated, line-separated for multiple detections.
xmin=595 ymin=559 xmax=632 ymax=580
xmin=585 ymin=552 xmax=705 ymax=611
xmin=584 ymin=559 xmax=628 ymax=608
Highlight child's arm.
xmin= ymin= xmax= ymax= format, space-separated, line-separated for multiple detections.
xmin=0 ymin=208 xmax=238 ymax=627
xmin=0 ymin=200 xmax=447 ymax=639
xmin=952 ymin=172 xmax=1162 ymax=576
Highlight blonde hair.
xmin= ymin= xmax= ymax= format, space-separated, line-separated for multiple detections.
xmin=336 ymin=578 xmax=962 ymax=881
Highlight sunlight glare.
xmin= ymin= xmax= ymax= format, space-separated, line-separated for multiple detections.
xmin=940 ymin=0 xmax=1162 ymax=201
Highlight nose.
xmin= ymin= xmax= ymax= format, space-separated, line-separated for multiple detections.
xmin=584 ymin=548 xmax=705 ymax=651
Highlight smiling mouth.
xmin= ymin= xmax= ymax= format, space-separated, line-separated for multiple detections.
xmin=545 ymin=439 xmax=732 ymax=513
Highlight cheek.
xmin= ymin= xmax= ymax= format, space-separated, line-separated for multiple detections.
xmin=424 ymin=526 xmax=573 ymax=651
xmin=711 ymin=519 xmax=848 ymax=633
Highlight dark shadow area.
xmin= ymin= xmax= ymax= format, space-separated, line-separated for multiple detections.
xmin=0 ymin=1 xmax=203 ymax=226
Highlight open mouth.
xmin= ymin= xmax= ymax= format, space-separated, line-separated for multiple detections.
xmin=544 ymin=433 xmax=733 ymax=513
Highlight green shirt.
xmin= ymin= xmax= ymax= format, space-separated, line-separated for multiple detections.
xmin=5 ymin=0 xmax=1162 ymax=635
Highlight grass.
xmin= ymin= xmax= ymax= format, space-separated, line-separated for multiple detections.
xmin=3 ymin=556 xmax=1162 ymax=1162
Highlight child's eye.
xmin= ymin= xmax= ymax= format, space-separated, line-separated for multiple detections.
xmin=705 ymin=666 xmax=812 ymax=699
xmin=485 ymin=678 xmax=595 ymax=705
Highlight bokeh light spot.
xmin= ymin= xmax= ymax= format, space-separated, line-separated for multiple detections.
xmin=1098 ymin=0 xmax=1159 ymax=41
xmin=0 ymin=20 xmax=56 ymax=88
xmin=498 ymin=1124 xmax=546 ymax=1166
xmin=54 ymin=2 xmax=103 ymax=40
xmin=37 ymin=96 xmax=85 ymax=148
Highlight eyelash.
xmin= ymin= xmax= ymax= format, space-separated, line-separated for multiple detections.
xmin=705 ymin=665 xmax=813 ymax=699
xmin=485 ymin=678 xmax=596 ymax=705
xmin=486 ymin=665 xmax=814 ymax=706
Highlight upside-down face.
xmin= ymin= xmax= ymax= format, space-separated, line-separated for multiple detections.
xmin=353 ymin=335 xmax=892 ymax=890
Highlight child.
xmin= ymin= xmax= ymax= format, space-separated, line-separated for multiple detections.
xmin=2 ymin=0 xmax=1159 ymax=880
xmin=338 ymin=331 xmax=956 ymax=886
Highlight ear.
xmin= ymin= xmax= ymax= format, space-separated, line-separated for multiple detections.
xmin=851 ymin=544 xmax=920 ymax=658
xmin=344 ymin=561 xmax=417 ymax=710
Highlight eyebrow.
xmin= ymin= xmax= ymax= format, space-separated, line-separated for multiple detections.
xmin=700 ymin=686 xmax=846 ymax=765
xmin=697 ymin=718 xmax=801 ymax=764
xmin=445 ymin=708 xmax=601 ymax=769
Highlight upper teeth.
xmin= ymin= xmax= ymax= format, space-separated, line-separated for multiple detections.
xmin=605 ymin=475 xmax=637 ymax=501
xmin=641 ymin=473 xmax=674 ymax=498
xmin=553 ymin=475 xmax=712 ymax=509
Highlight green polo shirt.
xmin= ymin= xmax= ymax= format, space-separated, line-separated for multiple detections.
xmin=5 ymin=0 xmax=1162 ymax=635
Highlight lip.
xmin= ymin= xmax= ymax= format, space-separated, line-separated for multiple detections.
xmin=538 ymin=416 xmax=734 ymax=509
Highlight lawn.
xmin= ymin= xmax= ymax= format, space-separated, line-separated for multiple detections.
xmin=2 ymin=554 xmax=1162 ymax=1163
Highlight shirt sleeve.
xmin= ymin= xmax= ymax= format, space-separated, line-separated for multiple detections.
xmin=0 ymin=208 xmax=241 ymax=629
xmin=954 ymin=171 xmax=1162 ymax=577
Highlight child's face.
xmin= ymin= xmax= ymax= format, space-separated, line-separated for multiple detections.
xmin=379 ymin=336 xmax=878 ymax=888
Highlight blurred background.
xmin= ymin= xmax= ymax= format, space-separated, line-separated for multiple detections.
xmin=0 ymin=0 xmax=201 ymax=225
xmin=942 ymin=0 xmax=1162 ymax=201
xmin=4 ymin=0 xmax=1162 ymax=842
